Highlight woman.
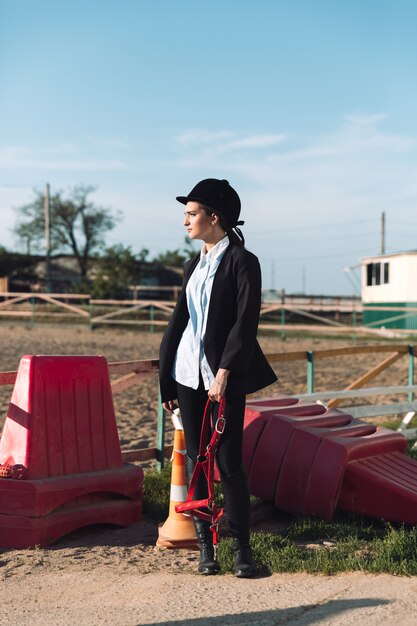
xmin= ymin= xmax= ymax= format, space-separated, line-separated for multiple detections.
xmin=159 ymin=178 xmax=277 ymax=578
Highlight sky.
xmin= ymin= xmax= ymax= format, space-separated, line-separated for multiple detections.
xmin=1 ymin=0 xmax=417 ymax=295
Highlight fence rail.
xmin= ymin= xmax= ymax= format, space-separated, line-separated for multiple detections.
xmin=3 ymin=291 xmax=417 ymax=337
xmin=1 ymin=344 xmax=416 ymax=467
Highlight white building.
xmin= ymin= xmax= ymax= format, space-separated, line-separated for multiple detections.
xmin=361 ymin=251 xmax=417 ymax=330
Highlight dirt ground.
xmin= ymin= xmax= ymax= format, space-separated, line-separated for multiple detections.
xmin=0 ymin=324 xmax=416 ymax=626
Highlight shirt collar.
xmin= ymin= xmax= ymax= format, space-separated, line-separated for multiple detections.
xmin=200 ymin=235 xmax=230 ymax=265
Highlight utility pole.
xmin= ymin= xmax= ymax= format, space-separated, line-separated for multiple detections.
xmin=381 ymin=211 xmax=386 ymax=255
xmin=44 ymin=183 xmax=51 ymax=292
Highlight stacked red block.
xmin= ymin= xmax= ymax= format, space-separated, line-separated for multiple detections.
xmin=0 ymin=355 xmax=144 ymax=548
xmin=243 ymin=394 xmax=417 ymax=524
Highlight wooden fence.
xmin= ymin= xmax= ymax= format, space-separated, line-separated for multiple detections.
xmin=1 ymin=344 xmax=417 ymax=468
xmin=5 ymin=290 xmax=417 ymax=337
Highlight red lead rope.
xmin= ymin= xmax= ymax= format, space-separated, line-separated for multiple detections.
xmin=175 ymin=398 xmax=226 ymax=552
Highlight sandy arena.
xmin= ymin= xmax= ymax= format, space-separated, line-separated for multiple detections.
xmin=0 ymin=324 xmax=416 ymax=626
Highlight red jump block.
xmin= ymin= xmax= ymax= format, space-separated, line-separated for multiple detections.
xmin=243 ymin=395 xmax=305 ymax=474
xmin=339 ymin=451 xmax=417 ymax=525
xmin=246 ymin=394 xmax=302 ymax=410
xmin=243 ymin=393 xmax=414 ymax=525
xmin=247 ymin=403 xmax=352 ymax=502
xmin=0 ymin=355 xmax=143 ymax=548
xmin=0 ymin=500 xmax=141 ymax=550
xmin=302 ymin=423 xmax=406 ymax=519
xmin=276 ymin=422 xmax=403 ymax=518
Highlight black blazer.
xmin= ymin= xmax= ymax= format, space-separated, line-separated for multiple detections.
xmin=159 ymin=244 xmax=277 ymax=402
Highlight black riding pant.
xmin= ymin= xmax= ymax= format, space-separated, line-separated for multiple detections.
xmin=176 ymin=377 xmax=251 ymax=540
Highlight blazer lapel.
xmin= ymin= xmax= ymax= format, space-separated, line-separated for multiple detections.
xmin=206 ymin=244 xmax=232 ymax=320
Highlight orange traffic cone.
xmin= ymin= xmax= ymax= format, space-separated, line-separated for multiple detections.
xmin=156 ymin=413 xmax=198 ymax=549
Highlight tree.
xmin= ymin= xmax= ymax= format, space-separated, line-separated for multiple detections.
xmin=91 ymin=245 xmax=149 ymax=299
xmin=14 ymin=185 xmax=120 ymax=279
xmin=153 ymin=236 xmax=196 ymax=265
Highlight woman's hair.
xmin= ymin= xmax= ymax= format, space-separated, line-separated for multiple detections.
xmin=201 ymin=206 xmax=245 ymax=247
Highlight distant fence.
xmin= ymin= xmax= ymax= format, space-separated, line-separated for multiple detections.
xmin=3 ymin=290 xmax=417 ymax=337
xmin=0 ymin=290 xmax=363 ymax=336
xmin=1 ymin=344 xmax=417 ymax=469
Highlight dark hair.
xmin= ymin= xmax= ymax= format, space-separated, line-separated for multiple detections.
xmin=201 ymin=206 xmax=245 ymax=247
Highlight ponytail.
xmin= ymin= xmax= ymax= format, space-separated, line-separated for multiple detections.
xmin=226 ymin=226 xmax=245 ymax=247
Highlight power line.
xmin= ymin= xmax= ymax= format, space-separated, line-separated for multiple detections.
xmin=0 ymin=183 xmax=34 ymax=188
xmin=251 ymin=231 xmax=379 ymax=243
xmin=250 ymin=218 xmax=375 ymax=236
xmin=388 ymin=219 xmax=417 ymax=226
xmin=261 ymin=248 xmax=372 ymax=262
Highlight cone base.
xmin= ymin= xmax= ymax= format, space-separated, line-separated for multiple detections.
xmin=156 ymin=517 xmax=198 ymax=549
xmin=156 ymin=535 xmax=198 ymax=549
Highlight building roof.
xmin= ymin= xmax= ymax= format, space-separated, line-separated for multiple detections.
xmin=361 ymin=250 xmax=417 ymax=262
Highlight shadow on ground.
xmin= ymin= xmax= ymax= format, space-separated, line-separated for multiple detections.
xmin=139 ymin=598 xmax=390 ymax=626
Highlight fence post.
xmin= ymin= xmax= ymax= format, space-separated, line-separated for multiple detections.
xmin=156 ymin=389 xmax=165 ymax=471
xmin=352 ymin=309 xmax=357 ymax=343
xmin=89 ymin=299 xmax=94 ymax=330
xmin=31 ymin=296 xmax=35 ymax=327
xmin=307 ymin=351 xmax=315 ymax=393
xmin=150 ymin=305 xmax=155 ymax=333
xmin=409 ymin=345 xmax=415 ymax=402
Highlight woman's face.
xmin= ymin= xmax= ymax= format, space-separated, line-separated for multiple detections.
xmin=183 ymin=201 xmax=215 ymax=241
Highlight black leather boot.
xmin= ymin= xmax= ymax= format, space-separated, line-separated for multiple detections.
xmin=221 ymin=464 xmax=257 ymax=578
xmin=186 ymin=456 xmax=219 ymax=575
xmin=232 ymin=538 xmax=257 ymax=578
xmin=194 ymin=518 xmax=220 ymax=575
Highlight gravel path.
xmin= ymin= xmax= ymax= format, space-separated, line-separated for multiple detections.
xmin=2 ymin=568 xmax=417 ymax=626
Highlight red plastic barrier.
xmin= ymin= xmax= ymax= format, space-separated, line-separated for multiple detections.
xmin=0 ymin=355 xmax=122 ymax=478
xmin=339 ymin=450 xmax=417 ymax=524
xmin=0 ymin=465 xmax=142 ymax=517
xmin=275 ymin=422 xmax=381 ymax=517
xmin=248 ymin=406 xmax=351 ymax=502
xmin=0 ymin=499 xmax=141 ymax=550
xmin=303 ymin=424 xmax=406 ymax=518
xmin=0 ymin=355 xmax=143 ymax=548
xmin=243 ymin=393 xmax=417 ymax=525
xmin=246 ymin=395 xmax=301 ymax=409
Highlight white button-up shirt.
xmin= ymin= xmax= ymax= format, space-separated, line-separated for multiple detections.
xmin=172 ymin=236 xmax=230 ymax=390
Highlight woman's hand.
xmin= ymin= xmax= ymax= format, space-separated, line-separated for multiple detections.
xmin=208 ymin=368 xmax=230 ymax=402
xmin=162 ymin=400 xmax=178 ymax=412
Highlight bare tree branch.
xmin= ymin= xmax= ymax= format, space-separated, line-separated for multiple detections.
xmin=13 ymin=185 xmax=121 ymax=279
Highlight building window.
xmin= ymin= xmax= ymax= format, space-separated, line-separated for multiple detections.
xmin=375 ymin=263 xmax=381 ymax=285
xmin=366 ymin=261 xmax=389 ymax=286
xmin=383 ymin=262 xmax=389 ymax=284
xmin=367 ymin=264 xmax=373 ymax=286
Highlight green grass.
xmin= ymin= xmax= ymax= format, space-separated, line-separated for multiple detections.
xmin=144 ymin=464 xmax=417 ymax=575
xmin=142 ymin=464 xmax=172 ymax=522
xmin=217 ymin=518 xmax=417 ymax=576
xmin=144 ymin=423 xmax=417 ymax=575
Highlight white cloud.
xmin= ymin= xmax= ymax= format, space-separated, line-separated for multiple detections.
xmin=86 ymin=136 xmax=131 ymax=151
xmin=0 ymin=144 xmax=132 ymax=171
xmin=175 ymin=129 xmax=287 ymax=155
xmin=342 ymin=113 xmax=387 ymax=126
xmin=172 ymin=116 xmax=416 ymax=187
xmin=176 ymin=130 xmax=233 ymax=144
